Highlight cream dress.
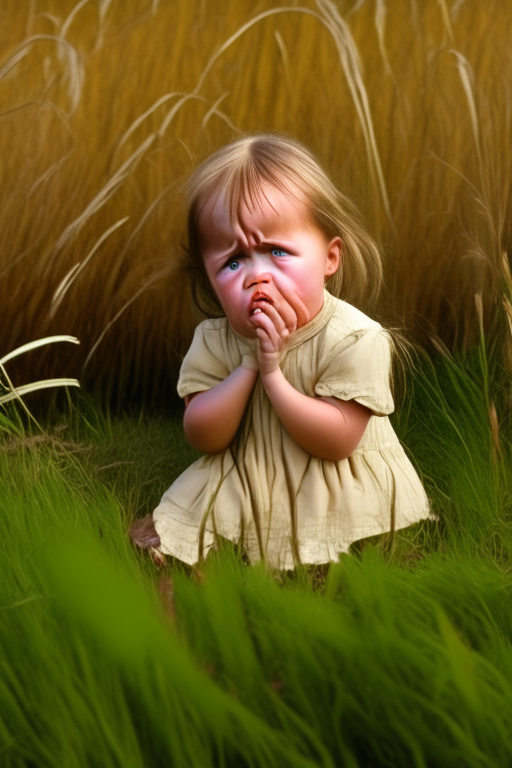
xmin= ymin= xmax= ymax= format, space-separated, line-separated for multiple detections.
xmin=153 ymin=290 xmax=432 ymax=569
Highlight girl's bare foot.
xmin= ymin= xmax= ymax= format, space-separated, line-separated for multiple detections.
xmin=129 ymin=514 xmax=167 ymax=567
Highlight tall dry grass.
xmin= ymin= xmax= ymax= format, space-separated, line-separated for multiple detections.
xmin=1 ymin=0 xmax=511 ymax=402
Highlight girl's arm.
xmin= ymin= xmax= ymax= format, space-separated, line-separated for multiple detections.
xmin=183 ymin=364 xmax=258 ymax=454
xmin=260 ymin=369 xmax=371 ymax=461
xmin=252 ymin=299 xmax=371 ymax=461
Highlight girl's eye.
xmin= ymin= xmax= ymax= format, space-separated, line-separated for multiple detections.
xmin=271 ymin=247 xmax=287 ymax=257
xmin=227 ymin=259 xmax=240 ymax=271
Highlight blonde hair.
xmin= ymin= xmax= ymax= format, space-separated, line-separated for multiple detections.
xmin=184 ymin=133 xmax=383 ymax=317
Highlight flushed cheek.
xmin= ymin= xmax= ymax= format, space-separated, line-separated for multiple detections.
xmin=214 ymin=279 xmax=251 ymax=319
xmin=271 ymin=269 xmax=309 ymax=301
xmin=224 ymin=301 xmax=259 ymax=338
xmin=215 ymin=273 xmax=243 ymax=299
xmin=292 ymin=273 xmax=315 ymax=297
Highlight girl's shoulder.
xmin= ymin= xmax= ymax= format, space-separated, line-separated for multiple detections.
xmin=195 ymin=316 xmax=230 ymax=333
xmin=190 ymin=316 xmax=231 ymax=347
xmin=188 ymin=316 xmax=247 ymax=364
xmin=326 ymin=295 xmax=383 ymax=338
xmin=314 ymin=295 xmax=393 ymax=370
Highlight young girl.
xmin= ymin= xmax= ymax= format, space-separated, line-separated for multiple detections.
xmin=131 ymin=134 xmax=432 ymax=569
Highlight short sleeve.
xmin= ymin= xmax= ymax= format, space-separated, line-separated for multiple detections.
xmin=314 ymin=329 xmax=394 ymax=416
xmin=177 ymin=321 xmax=231 ymax=399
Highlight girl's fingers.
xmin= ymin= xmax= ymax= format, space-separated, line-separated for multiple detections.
xmin=255 ymin=327 xmax=276 ymax=354
xmin=250 ymin=286 xmax=302 ymax=335
xmin=271 ymin=299 xmax=297 ymax=333
xmin=274 ymin=289 xmax=309 ymax=330
xmin=252 ymin=311 xmax=282 ymax=350
xmin=250 ymin=302 xmax=288 ymax=336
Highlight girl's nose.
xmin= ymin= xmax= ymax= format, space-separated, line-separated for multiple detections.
xmin=243 ymin=271 xmax=273 ymax=289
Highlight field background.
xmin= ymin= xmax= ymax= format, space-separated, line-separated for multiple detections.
xmin=1 ymin=0 xmax=511 ymax=402
xmin=2 ymin=2 xmax=512 ymax=767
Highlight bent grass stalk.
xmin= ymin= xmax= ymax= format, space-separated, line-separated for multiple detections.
xmin=0 ymin=35 xmax=83 ymax=114
xmin=186 ymin=1 xmax=391 ymax=220
xmin=0 ymin=336 xmax=79 ymax=425
xmin=50 ymin=136 xmax=155 ymax=256
xmin=50 ymin=217 xmax=129 ymax=318
xmin=81 ymin=264 xmax=172 ymax=373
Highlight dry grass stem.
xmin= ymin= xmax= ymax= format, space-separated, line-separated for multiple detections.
xmin=52 ymin=136 xmax=155 ymax=255
xmin=82 ymin=264 xmax=172 ymax=373
xmin=0 ymin=35 xmax=83 ymax=114
xmin=488 ymin=400 xmax=501 ymax=460
xmin=50 ymin=217 xmax=129 ymax=318
xmin=0 ymin=336 xmax=80 ymax=367
xmin=60 ymin=0 xmax=91 ymax=40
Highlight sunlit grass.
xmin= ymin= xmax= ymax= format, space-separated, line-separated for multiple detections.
xmin=1 ymin=349 xmax=512 ymax=766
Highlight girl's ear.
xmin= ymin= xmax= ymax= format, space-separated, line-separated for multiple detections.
xmin=325 ymin=237 xmax=342 ymax=277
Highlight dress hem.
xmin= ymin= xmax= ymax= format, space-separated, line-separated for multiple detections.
xmin=153 ymin=504 xmax=436 ymax=569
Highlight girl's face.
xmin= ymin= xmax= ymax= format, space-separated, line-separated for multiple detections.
xmin=197 ymin=184 xmax=341 ymax=339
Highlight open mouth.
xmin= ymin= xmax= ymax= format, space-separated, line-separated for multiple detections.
xmin=250 ymin=293 xmax=273 ymax=315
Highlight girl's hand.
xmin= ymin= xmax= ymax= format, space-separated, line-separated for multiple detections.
xmin=239 ymin=338 xmax=260 ymax=372
xmin=250 ymin=289 xmax=307 ymax=375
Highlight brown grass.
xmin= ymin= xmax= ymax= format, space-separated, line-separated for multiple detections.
xmin=1 ymin=0 xmax=511 ymax=402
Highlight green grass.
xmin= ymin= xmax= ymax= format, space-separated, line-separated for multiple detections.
xmin=1 ymin=350 xmax=512 ymax=767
